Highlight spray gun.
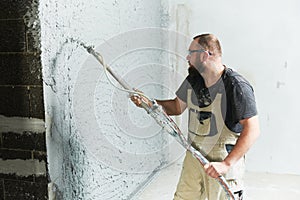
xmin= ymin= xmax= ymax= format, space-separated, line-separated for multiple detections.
xmin=82 ymin=44 xmax=236 ymax=200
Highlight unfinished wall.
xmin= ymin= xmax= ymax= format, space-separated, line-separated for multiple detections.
xmin=39 ymin=0 xmax=187 ymax=199
xmin=168 ymin=0 xmax=300 ymax=175
xmin=0 ymin=0 xmax=47 ymax=199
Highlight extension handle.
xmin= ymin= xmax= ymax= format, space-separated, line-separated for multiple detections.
xmin=87 ymin=47 xmax=152 ymax=112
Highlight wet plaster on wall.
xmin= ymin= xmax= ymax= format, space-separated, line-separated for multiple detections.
xmin=24 ymin=0 xmax=41 ymax=51
xmin=39 ymin=0 xmax=172 ymax=199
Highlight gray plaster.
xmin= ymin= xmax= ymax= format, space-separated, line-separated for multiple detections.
xmin=0 ymin=115 xmax=45 ymax=134
xmin=0 ymin=159 xmax=46 ymax=177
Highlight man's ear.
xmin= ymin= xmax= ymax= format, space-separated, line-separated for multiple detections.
xmin=203 ymin=51 xmax=210 ymax=61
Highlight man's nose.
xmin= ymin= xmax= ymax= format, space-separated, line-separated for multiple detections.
xmin=186 ymin=54 xmax=190 ymax=60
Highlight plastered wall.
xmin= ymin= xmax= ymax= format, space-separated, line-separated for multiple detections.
xmin=39 ymin=0 xmax=181 ymax=199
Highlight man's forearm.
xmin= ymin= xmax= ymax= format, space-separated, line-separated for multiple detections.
xmin=223 ymin=115 xmax=260 ymax=167
xmin=156 ymin=97 xmax=187 ymax=116
xmin=156 ymin=99 xmax=181 ymax=115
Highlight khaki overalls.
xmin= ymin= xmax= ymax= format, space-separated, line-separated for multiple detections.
xmin=174 ymin=89 xmax=245 ymax=200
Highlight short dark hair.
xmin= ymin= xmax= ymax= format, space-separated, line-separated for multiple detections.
xmin=193 ymin=33 xmax=222 ymax=57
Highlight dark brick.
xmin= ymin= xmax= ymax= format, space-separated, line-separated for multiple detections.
xmin=0 ymin=149 xmax=32 ymax=160
xmin=2 ymin=132 xmax=46 ymax=151
xmin=4 ymin=179 xmax=47 ymax=200
xmin=0 ymin=54 xmax=42 ymax=85
xmin=0 ymin=20 xmax=26 ymax=52
xmin=32 ymin=151 xmax=47 ymax=162
xmin=0 ymin=173 xmax=48 ymax=184
xmin=29 ymin=87 xmax=45 ymax=119
xmin=0 ymin=173 xmax=34 ymax=182
xmin=0 ymin=86 xmax=30 ymax=117
xmin=33 ymin=175 xmax=48 ymax=184
xmin=0 ymin=0 xmax=33 ymax=19
xmin=26 ymin=32 xmax=40 ymax=53
xmin=0 ymin=179 xmax=3 ymax=200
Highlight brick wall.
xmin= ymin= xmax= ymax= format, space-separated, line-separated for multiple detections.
xmin=0 ymin=0 xmax=48 ymax=199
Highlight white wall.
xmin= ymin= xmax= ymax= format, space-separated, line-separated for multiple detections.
xmin=39 ymin=0 xmax=182 ymax=199
xmin=168 ymin=0 xmax=300 ymax=175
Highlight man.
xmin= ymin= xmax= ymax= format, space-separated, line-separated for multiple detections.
xmin=131 ymin=33 xmax=260 ymax=200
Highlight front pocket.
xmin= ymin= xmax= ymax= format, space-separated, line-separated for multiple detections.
xmin=188 ymin=109 xmax=211 ymax=135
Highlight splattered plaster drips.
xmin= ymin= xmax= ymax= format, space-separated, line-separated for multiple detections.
xmin=24 ymin=0 xmax=41 ymax=50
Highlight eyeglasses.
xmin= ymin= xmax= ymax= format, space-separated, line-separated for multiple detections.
xmin=188 ymin=49 xmax=212 ymax=56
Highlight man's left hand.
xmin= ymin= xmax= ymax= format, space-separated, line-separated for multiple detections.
xmin=204 ymin=161 xmax=230 ymax=178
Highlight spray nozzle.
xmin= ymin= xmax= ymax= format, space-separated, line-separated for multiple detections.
xmin=79 ymin=42 xmax=94 ymax=53
xmin=85 ymin=46 xmax=94 ymax=54
xmin=69 ymin=38 xmax=95 ymax=54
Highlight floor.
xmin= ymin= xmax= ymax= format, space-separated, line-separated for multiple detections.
xmin=136 ymin=156 xmax=300 ymax=200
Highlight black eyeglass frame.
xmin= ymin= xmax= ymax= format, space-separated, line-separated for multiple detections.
xmin=188 ymin=49 xmax=212 ymax=56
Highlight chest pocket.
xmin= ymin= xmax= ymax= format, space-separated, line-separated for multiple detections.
xmin=187 ymin=89 xmax=221 ymax=136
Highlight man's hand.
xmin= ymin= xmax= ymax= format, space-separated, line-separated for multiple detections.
xmin=130 ymin=94 xmax=143 ymax=107
xmin=130 ymin=93 xmax=151 ymax=108
xmin=204 ymin=161 xmax=231 ymax=178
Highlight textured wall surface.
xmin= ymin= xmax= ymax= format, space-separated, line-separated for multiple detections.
xmin=39 ymin=0 xmax=188 ymax=199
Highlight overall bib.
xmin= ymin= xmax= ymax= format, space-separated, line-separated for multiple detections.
xmin=174 ymin=89 xmax=245 ymax=200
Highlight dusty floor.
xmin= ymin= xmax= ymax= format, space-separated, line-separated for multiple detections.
xmin=137 ymin=156 xmax=300 ymax=200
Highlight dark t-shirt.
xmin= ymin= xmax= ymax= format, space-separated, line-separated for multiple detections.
xmin=176 ymin=67 xmax=257 ymax=133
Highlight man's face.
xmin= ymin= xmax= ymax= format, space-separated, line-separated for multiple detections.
xmin=186 ymin=40 xmax=205 ymax=73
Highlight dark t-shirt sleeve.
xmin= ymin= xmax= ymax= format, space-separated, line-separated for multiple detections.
xmin=232 ymin=82 xmax=258 ymax=121
xmin=175 ymin=77 xmax=190 ymax=102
